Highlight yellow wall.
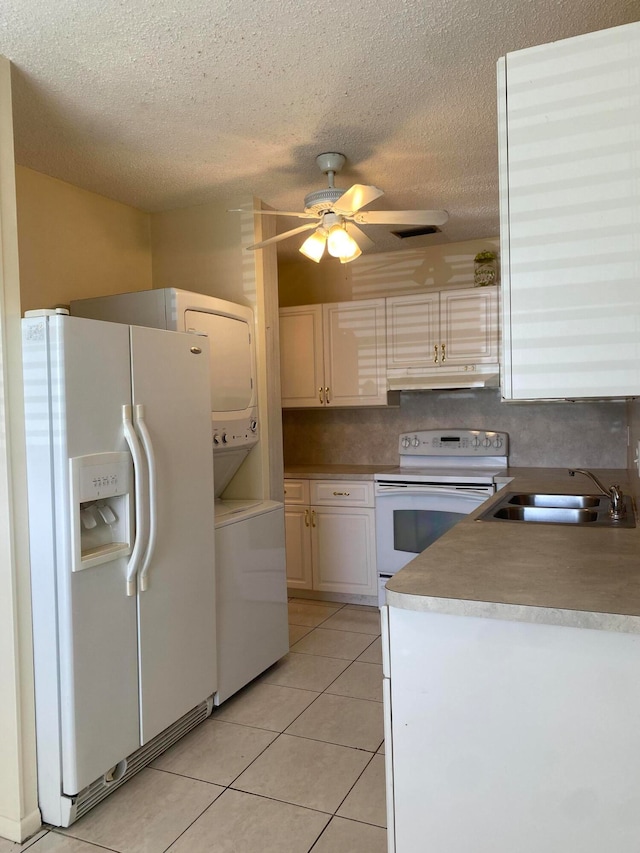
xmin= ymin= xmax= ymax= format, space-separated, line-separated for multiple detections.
xmin=278 ymin=236 xmax=500 ymax=305
xmin=0 ymin=59 xmax=40 ymax=843
xmin=151 ymin=200 xmax=257 ymax=306
xmin=15 ymin=167 xmax=152 ymax=313
xmin=151 ymin=199 xmax=284 ymax=502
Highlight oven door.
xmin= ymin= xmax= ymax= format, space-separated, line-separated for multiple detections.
xmin=375 ymin=482 xmax=494 ymax=577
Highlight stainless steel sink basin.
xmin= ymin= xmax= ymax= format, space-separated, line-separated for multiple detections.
xmin=507 ymin=493 xmax=600 ymax=509
xmin=478 ymin=492 xmax=636 ymax=528
xmin=493 ymin=506 xmax=598 ymax=523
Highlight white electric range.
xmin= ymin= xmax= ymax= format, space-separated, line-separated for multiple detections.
xmin=374 ymin=429 xmax=509 ymax=605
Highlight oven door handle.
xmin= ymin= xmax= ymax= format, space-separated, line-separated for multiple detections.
xmin=375 ymin=484 xmax=494 ymax=500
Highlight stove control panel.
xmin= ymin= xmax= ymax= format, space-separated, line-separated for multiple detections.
xmin=398 ymin=429 xmax=508 ymax=456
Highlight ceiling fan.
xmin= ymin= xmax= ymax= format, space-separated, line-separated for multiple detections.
xmin=236 ymin=153 xmax=449 ymax=263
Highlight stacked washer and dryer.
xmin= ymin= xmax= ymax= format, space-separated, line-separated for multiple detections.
xmin=71 ymin=288 xmax=288 ymax=704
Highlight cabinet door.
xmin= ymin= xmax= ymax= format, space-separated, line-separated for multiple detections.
xmin=279 ymin=305 xmax=324 ymax=407
xmin=499 ymin=22 xmax=640 ymax=399
xmin=311 ymin=506 xmax=377 ymax=596
xmin=386 ymin=292 xmax=439 ymax=370
xmin=284 ymin=506 xmax=313 ymax=589
xmin=322 ymin=300 xmax=387 ymax=406
xmin=440 ymin=288 xmax=498 ymax=365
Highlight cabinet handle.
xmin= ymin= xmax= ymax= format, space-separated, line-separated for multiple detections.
xmin=318 ymin=386 xmax=324 ymax=404
xmin=304 ymin=508 xmax=310 ymax=527
xmin=325 ymin=386 xmax=331 ymax=403
xmin=333 ymin=491 xmax=350 ymax=496
xmin=441 ymin=343 xmax=446 ymax=363
xmin=433 ymin=344 xmax=439 ymax=364
xmin=311 ymin=510 xmax=317 ymax=527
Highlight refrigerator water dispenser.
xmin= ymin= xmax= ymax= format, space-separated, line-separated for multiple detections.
xmin=69 ymin=452 xmax=132 ymax=571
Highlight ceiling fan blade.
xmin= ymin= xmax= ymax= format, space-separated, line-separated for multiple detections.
xmin=345 ymin=222 xmax=375 ymax=252
xmin=353 ymin=209 xmax=449 ymax=226
xmin=229 ymin=208 xmax=319 ymax=220
xmin=247 ymin=222 xmax=317 ymax=251
xmin=332 ymin=184 xmax=384 ymax=215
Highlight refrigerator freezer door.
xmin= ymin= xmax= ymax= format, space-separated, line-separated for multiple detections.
xmin=130 ymin=325 xmax=216 ymax=743
xmin=23 ymin=315 xmax=140 ymax=801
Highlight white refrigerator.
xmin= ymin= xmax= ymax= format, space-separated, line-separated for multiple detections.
xmin=22 ymin=311 xmax=217 ymax=827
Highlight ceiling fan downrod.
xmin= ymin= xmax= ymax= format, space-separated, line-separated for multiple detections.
xmin=315 ymin=152 xmax=346 ymax=189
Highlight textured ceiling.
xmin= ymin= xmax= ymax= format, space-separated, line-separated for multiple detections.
xmin=1 ymin=0 xmax=638 ymax=258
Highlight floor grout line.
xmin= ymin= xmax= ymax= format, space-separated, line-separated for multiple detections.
xmin=26 ymin=606 xmax=385 ymax=853
xmin=49 ymin=829 xmax=121 ymax=852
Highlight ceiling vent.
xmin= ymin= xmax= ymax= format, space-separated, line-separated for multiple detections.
xmin=391 ymin=225 xmax=441 ymax=239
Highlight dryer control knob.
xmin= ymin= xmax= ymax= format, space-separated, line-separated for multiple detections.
xmin=411 ymin=436 xmax=420 ymax=448
xmin=471 ymin=436 xmax=481 ymax=448
xmin=250 ymin=419 xmax=258 ymax=432
xmin=482 ymin=437 xmax=492 ymax=448
xmin=493 ymin=437 xmax=503 ymax=448
xmin=213 ymin=434 xmax=220 ymax=446
xmin=401 ymin=436 xmax=411 ymax=448
xmin=222 ymin=433 xmax=228 ymax=444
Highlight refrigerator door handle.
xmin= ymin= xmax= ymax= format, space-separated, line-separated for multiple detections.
xmin=135 ymin=403 xmax=158 ymax=592
xmin=122 ymin=404 xmax=148 ymax=596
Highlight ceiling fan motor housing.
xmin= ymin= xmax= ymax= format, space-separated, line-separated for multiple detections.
xmin=304 ymin=187 xmax=345 ymax=214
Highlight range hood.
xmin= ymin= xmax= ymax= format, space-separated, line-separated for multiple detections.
xmin=387 ymin=368 xmax=500 ymax=392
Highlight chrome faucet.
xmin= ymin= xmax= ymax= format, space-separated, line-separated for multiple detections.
xmin=568 ymin=469 xmax=626 ymax=520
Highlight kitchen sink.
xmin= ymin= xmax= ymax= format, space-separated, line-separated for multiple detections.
xmin=478 ymin=492 xmax=636 ymax=528
xmin=492 ymin=506 xmax=597 ymax=523
xmin=506 ymin=493 xmax=600 ymax=509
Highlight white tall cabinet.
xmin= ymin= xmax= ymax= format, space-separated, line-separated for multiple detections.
xmin=498 ymin=21 xmax=640 ymax=399
xmin=280 ymin=300 xmax=387 ymax=407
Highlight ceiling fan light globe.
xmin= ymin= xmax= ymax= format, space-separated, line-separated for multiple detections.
xmin=327 ymin=224 xmax=358 ymax=258
xmin=299 ymin=230 xmax=327 ymax=263
xmin=339 ymin=243 xmax=362 ymax=264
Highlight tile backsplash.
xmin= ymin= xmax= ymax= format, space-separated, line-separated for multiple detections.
xmin=283 ymin=389 xmax=627 ymax=469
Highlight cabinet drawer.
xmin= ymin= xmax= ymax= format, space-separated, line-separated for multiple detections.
xmin=284 ymin=479 xmax=309 ymax=505
xmin=311 ymin=480 xmax=374 ymax=507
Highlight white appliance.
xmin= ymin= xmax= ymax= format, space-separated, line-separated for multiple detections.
xmin=72 ymin=288 xmax=289 ymax=702
xmin=71 ymin=287 xmax=259 ymax=495
xmin=375 ymin=429 xmax=508 ymax=605
xmin=22 ymin=311 xmax=217 ymax=827
xmin=214 ymin=500 xmax=288 ymax=704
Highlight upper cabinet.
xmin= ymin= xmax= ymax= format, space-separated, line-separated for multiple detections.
xmin=498 ymin=21 xmax=640 ymax=400
xmin=280 ymin=299 xmax=387 ymax=408
xmin=386 ymin=288 xmax=499 ymax=390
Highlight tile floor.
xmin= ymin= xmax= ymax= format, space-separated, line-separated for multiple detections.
xmin=3 ymin=600 xmax=387 ymax=853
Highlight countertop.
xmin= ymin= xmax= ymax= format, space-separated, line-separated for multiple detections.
xmin=386 ymin=467 xmax=640 ymax=634
xmin=284 ymin=464 xmax=395 ymax=480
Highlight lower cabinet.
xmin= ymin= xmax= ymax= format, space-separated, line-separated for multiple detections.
xmin=284 ymin=479 xmax=377 ymax=597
